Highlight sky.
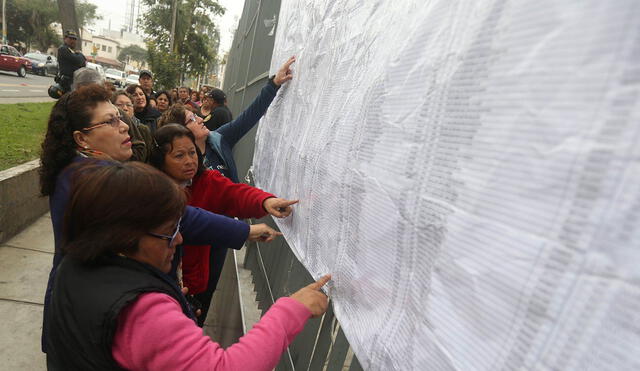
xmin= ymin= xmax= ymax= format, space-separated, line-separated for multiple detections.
xmin=85 ymin=0 xmax=245 ymax=54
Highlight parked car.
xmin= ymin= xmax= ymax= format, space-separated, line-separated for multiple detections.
xmin=125 ymin=74 xmax=139 ymax=86
xmin=24 ymin=52 xmax=58 ymax=76
xmin=0 ymin=45 xmax=31 ymax=77
xmin=86 ymin=62 xmax=106 ymax=80
xmin=104 ymin=68 xmax=126 ymax=87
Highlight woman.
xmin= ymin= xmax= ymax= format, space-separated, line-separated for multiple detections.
xmin=199 ymin=86 xmax=209 ymax=103
xmin=158 ymin=56 xmax=296 ymax=183
xmin=171 ymin=87 xmax=179 ymax=102
xmin=112 ymin=90 xmax=154 ymax=162
xmin=156 ymin=90 xmax=172 ymax=113
xmin=125 ymin=84 xmax=161 ymax=133
xmin=190 ymin=90 xmax=201 ymax=107
xmin=151 ymin=124 xmax=298 ymax=325
xmin=45 ymin=161 xmax=330 ymax=370
xmin=197 ymin=89 xmax=214 ymax=120
xmin=39 ymin=83 xmax=280 ymax=353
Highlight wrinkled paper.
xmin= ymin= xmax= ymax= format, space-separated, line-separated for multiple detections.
xmin=253 ymin=1 xmax=640 ymax=369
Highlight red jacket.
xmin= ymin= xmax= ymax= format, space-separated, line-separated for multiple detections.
xmin=183 ymin=170 xmax=274 ymax=293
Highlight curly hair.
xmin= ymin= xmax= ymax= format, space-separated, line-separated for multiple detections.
xmin=39 ymin=84 xmax=112 ymax=196
xmin=157 ymin=103 xmax=187 ymax=129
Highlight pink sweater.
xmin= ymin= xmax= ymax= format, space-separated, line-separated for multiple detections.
xmin=112 ymin=293 xmax=311 ymax=371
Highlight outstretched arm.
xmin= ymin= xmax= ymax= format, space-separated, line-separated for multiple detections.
xmin=217 ymin=56 xmax=296 ymax=146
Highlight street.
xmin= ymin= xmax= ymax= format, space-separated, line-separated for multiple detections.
xmin=0 ymin=71 xmax=55 ymax=103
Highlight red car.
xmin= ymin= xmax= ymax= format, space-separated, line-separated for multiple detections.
xmin=0 ymin=45 xmax=31 ymax=77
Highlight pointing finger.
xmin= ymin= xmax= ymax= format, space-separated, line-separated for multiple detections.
xmin=308 ymin=274 xmax=331 ymax=290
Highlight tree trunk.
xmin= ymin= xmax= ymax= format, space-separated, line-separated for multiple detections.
xmin=57 ymin=0 xmax=80 ymax=44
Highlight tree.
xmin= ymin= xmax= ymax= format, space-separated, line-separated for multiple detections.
xmin=56 ymin=0 xmax=79 ymax=42
xmin=140 ymin=0 xmax=224 ymax=89
xmin=76 ymin=1 xmax=101 ymax=29
xmin=5 ymin=0 xmax=100 ymax=51
xmin=118 ymin=44 xmax=147 ymax=63
xmin=6 ymin=0 xmax=60 ymax=51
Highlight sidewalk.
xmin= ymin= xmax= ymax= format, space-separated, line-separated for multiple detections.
xmin=0 ymin=214 xmax=51 ymax=370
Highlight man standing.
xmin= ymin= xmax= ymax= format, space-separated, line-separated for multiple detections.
xmin=201 ymin=88 xmax=233 ymax=131
xmin=178 ymin=86 xmax=199 ymax=110
xmin=138 ymin=70 xmax=155 ymax=96
xmin=56 ymin=30 xmax=86 ymax=92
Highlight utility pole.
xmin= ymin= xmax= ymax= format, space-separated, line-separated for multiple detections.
xmin=169 ymin=0 xmax=178 ymax=53
xmin=2 ymin=0 xmax=7 ymax=44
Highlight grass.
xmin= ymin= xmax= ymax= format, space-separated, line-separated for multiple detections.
xmin=0 ymin=102 xmax=54 ymax=171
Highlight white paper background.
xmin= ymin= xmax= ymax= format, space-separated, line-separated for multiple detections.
xmin=253 ymin=1 xmax=640 ymax=369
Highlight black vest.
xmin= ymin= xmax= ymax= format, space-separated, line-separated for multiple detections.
xmin=45 ymin=254 xmax=195 ymax=370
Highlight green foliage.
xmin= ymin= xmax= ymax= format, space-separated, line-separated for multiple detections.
xmin=76 ymin=1 xmax=102 ymax=29
xmin=140 ymin=0 xmax=223 ymax=88
xmin=6 ymin=0 xmax=60 ymax=51
xmin=147 ymin=40 xmax=181 ymax=89
xmin=5 ymin=0 xmax=100 ymax=51
xmin=118 ymin=44 xmax=148 ymax=63
xmin=0 ymin=102 xmax=54 ymax=171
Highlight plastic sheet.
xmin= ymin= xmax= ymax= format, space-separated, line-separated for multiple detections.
xmin=253 ymin=0 xmax=640 ymax=369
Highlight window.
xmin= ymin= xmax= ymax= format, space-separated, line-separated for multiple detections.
xmin=108 ymin=46 xmax=112 ymax=53
xmin=0 ymin=46 xmax=8 ymax=54
xmin=101 ymin=45 xmax=106 ymax=51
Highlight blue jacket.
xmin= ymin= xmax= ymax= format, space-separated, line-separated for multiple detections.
xmin=43 ymin=156 xmax=249 ymax=351
xmin=205 ymin=79 xmax=280 ymax=182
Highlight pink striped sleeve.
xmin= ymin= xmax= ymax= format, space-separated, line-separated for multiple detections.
xmin=112 ymin=293 xmax=311 ymax=371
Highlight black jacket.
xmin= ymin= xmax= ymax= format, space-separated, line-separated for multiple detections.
xmin=204 ymin=105 xmax=233 ymax=131
xmin=45 ymin=254 xmax=195 ymax=370
xmin=134 ymin=105 xmax=162 ymax=133
xmin=57 ymin=44 xmax=86 ymax=78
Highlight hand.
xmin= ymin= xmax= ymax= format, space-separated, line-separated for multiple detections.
xmin=290 ymin=275 xmax=331 ymax=317
xmin=248 ymin=223 xmax=282 ymax=242
xmin=263 ymin=197 xmax=299 ymax=218
xmin=181 ymin=287 xmax=202 ymax=317
xmin=273 ymin=56 xmax=296 ymax=86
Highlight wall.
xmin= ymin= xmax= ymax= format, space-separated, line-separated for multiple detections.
xmin=0 ymin=160 xmax=49 ymax=243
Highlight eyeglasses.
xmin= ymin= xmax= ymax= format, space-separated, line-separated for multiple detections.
xmin=115 ymin=103 xmax=133 ymax=108
xmin=185 ymin=115 xmax=197 ymax=124
xmin=82 ymin=115 xmax=123 ymax=132
xmin=147 ymin=217 xmax=182 ymax=246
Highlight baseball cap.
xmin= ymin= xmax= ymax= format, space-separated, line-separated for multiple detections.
xmin=207 ymin=88 xmax=226 ymax=103
xmin=139 ymin=70 xmax=153 ymax=79
xmin=64 ymin=30 xmax=78 ymax=39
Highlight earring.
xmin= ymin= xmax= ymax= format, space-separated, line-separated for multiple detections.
xmin=84 ymin=146 xmax=88 ymax=149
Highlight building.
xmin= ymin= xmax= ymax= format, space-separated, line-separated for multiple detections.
xmin=87 ymin=35 xmax=122 ymax=69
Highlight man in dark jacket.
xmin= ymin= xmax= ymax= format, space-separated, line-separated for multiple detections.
xmin=203 ymin=88 xmax=233 ymax=131
xmin=57 ymin=30 xmax=86 ymax=92
xmin=138 ymin=69 xmax=156 ymax=96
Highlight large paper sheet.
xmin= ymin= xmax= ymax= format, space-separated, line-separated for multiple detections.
xmin=253 ymin=1 xmax=640 ymax=369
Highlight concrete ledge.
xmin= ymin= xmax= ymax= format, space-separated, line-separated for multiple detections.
xmin=0 ymin=160 xmax=49 ymax=243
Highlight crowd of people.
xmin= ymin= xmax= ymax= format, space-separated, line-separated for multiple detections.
xmin=41 ymin=40 xmax=330 ymax=370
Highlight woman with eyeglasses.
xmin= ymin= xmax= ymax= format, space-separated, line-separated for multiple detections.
xmin=112 ymin=90 xmax=154 ymax=162
xmin=44 ymin=161 xmax=331 ymax=370
xmin=125 ymin=84 xmax=161 ymax=133
xmin=150 ymin=124 xmax=299 ymax=326
xmin=39 ymin=84 xmax=281 ymax=357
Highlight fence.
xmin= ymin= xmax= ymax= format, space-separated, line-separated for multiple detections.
xmin=223 ymin=1 xmax=364 ymax=369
